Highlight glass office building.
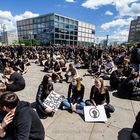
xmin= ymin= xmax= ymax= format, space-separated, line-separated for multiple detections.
xmin=17 ymin=13 xmax=95 ymax=46
xmin=128 ymin=16 xmax=140 ymax=43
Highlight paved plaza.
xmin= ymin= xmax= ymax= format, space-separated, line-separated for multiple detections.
xmin=16 ymin=62 xmax=140 ymax=140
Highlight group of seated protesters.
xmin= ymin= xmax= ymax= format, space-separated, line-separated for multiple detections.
xmin=109 ymin=60 xmax=140 ymax=100
xmin=0 ymin=44 xmax=140 ymax=140
xmin=36 ymin=74 xmax=115 ymax=118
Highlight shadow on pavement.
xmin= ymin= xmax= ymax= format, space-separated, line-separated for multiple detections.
xmin=118 ymin=128 xmax=132 ymax=140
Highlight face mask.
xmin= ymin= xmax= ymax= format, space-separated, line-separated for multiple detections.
xmin=95 ymin=81 xmax=101 ymax=89
xmin=48 ymin=80 xmax=52 ymax=84
xmin=72 ymin=80 xmax=77 ymax=86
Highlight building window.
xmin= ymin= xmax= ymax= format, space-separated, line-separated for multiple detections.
xmin=55 ymin=34 xmax=59 ymax=38
xmin=50 ymin=15 xmax=54 ymax=21
xmin=55 ymin=15 xmax=59 ymax=22
xmin=60 ymin=17 xmax=64 ymax=22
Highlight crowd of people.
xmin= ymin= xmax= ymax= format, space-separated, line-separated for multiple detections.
xmin=0 ymin=43 xmax=140 ymax=140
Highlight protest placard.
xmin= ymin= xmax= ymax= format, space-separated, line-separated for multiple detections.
xmin=84 ymin=105 xmax=107 ymax=122
xmin=43 ymin=91 xmax=63 ymax=112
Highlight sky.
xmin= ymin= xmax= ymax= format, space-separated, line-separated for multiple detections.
xmin=0 ymin=0 xmax=140 ymax=43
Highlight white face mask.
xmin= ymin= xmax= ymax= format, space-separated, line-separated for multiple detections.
xmin=72 ymin=80 xmax=77 ymax=86
xmin=95 ymin=80 xmax=101 ymax=89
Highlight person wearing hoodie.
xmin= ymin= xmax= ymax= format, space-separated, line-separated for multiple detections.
xmin=0 ymin=92 xmax=45 ymax=140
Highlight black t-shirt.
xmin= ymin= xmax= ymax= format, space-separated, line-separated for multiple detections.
xmin=9 ymin=72 xmax=25 ymax=86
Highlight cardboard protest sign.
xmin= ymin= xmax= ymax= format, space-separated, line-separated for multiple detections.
xmin=84 ymin=105 xmax=107 ymax=122
xmin=43 ymin=91 xmax=63 ymax=112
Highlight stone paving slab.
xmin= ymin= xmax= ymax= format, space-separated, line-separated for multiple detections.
xmin=16 ymin=62 xmax=140 ymax=140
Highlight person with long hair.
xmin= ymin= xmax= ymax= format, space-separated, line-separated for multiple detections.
xmin=86 ymin=77 xmax=115 ymax=118
xmin=61 ymin=77 xmax=85 ymax=114
xmin=36 ymin=74 xmax=54 ymax=116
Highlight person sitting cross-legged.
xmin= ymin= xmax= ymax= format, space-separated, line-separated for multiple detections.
xmin=85 ymin=77 xmax=115 ymax=118
xmin=60 ymin=77 xmax=85 ymax=115
xmin=36 ymin=74 xmax=54 ymax=117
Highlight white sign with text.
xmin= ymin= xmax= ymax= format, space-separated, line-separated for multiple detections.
xmin=43 ymin=91 xmax=63 ymax=112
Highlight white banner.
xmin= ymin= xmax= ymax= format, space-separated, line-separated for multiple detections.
xmin=84 ymin=105 xmax=107 ymax=122
xmin=43 ymin=91 xmax=63 ymax=112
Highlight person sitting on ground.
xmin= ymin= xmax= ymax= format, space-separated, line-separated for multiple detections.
xmin=131 ymin=111 xmax=140 ymax=140
xmin=110 ymin=65 xmax=124 ymax=90
xmin=0 ymin=109 xmax=15 ymax=140
xmin=36 ymin=74 xmax=54 ymax=117
xmin=85 ymin=59 xmax=100 ymax=76
xmin=0 ymin=83 xmax=6 ymax=92
xmin=12 ymin=58 xmax=28 ymax=75
xmin=65 ymin=63 xmax=79 ymax=83
xmin=122 ymin=58 xmax=134 ymax=78
xmin=85 ymin=77 xmax=115 ymax=118
xmin=0 ymin=92 xmax=45 ymax=140
xmin=52 ymin=61 xmax=63 ymax=83
xmin=60 ymin=77 xmax=85 ymax=114
xmin=117 ymin=71 xmax=140 ymax=99
xmin=43 ymin=57 xmax=53 ymax=73
xmin=3 ymin=67 xmax=25 ymax=92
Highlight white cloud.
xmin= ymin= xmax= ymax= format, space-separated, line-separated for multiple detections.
xmin=82 ymin=0 xmax=114 ymax=9
xmin=97 ymin=28 xmax=129 ymax=44
xmin=82 ymin=0 xmax=140 ymax=17
xmin=105 ymin=10 xmax=113 ymax=16
xmin=101 ymin=18 xmax=133 ymax=30
xmin=115 ymin=0 xmax=140 ymax=17
xmin=65 ymin=0 xmax=76 ymax=3
xmin=0 ymin=10 xmax=39 ymax=32
xmin=109 ymin=29 xmax=129 ymax=42
xmin=97 ymin=29 xmax=129 ymax=44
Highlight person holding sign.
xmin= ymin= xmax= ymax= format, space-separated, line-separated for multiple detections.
xmin=36 ymin=74 xmax=54 ymax=116
xmin=85 ymin=77 xmax=115 ymax=118
xmin=61 ymin=77 xmax=85 ymax=114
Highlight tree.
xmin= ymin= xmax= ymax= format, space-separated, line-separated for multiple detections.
xmin=19 ymin=39 xmax=40 ymax=46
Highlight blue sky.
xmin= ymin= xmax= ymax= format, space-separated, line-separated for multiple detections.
xmin=0 ymin=0 xmax=140 ymax=43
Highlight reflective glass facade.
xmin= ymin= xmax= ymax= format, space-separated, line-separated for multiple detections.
xmin=17 ymin=13 xmax=95 ymax=46
xmin=128 ymin=16 xmax=140 ymax=43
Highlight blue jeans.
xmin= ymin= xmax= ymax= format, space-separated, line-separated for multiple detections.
xmin=61 ymin=98 xmax=85 ymax=114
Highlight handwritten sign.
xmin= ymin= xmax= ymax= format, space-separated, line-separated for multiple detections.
xmin=84 ymin=105 xmax=107 ymax=122
xmin=43 ymin=91 xmax=63 ymax=112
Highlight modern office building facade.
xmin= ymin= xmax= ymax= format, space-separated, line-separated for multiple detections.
xmin=128 ymin=16 xmax=140 ymax=43
xmin=17 ymin=13 xmax=95 ymax=46
xmin=0 ymin=31 xmax=18 ymax=45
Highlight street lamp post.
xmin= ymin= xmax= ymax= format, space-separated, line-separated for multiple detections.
xmin=28 ymin=31 xmax=33 ymax=46
xmin=106 ymin=35 xmax=109 ymax=46
xmin=1 ymin=24 xmax=6 ymax=44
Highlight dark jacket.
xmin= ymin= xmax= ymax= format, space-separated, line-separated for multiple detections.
xmin=14 ymin=101 xmax=45 ymax=140
xmin=68 ymin=84 xmax=85 ymax=104
xmin=132 ymin=111 xmax=140 ymax=136
xmin=117 ymin=77 xmax=140 ymax=99
xmin=6 ymin=72 xmax=25 ymax=92
xmin=90 ymin=85 xmax=110 ymax=105
xmin=36 ymin=84 xmax=53 ymax=111
xmin=110 ymin=70 xmax=122 ymax=89
xmin=130 ymin=47 xmax=140 ymax=64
